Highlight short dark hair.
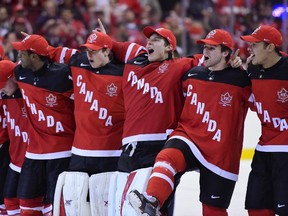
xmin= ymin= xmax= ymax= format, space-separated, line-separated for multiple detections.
xmin=263 ymin=42 xmax=281 ymax=56
xmin=162 ymin=37 xmax=174 ymax=59
xmin=220 ymin=44 xmax=232 ymax=63
xmin=101 ymin=48 xmax=113 ymax=60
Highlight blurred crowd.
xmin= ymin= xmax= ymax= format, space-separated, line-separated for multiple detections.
xmin=0 ymin=0 xmax=284 ymax=62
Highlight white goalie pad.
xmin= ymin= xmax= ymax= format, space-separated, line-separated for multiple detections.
xmin=108 ymin=172 xmax=129 ymax=216
xmin=89 ymin=172 xmax=116 ymax=216
xmin=88 ymin=167 xmax=153 ymax=216
xmin=53 ymin=171 xmax=91 ymax=216
xmin=120 ymin=167 xmax=152 ymax=216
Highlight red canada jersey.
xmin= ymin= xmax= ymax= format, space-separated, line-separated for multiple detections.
xmin=3 ymin=89 xmax=28 ymax=172
xmin=171 ymin=66 xmax=251 ymax=181
xmin=0 ymin=60 xmax=13 ymax=146
xmin=112 ymin=42 xmax=202 ymax=144
xmin=248 ymin=57 xmax=288 ymax=152
xmin=68 ymin=52 xmax=125 ymax=157
xmin=14 ymin=61 xmax=75 ymax=160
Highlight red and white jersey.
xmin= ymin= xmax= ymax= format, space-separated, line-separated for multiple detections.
xmin=49 ymin=46 xmax=126 ymax=157
xmin=171 ymin=66 xmax=251 ymax=181
xmin=14 ymin=61 xmax=75 ymax=160
xmin=68 ymin=52 xmax=125 ymax=157
xmin=48 ymin=46 xmax=78 ymax=65
xmin=0 ymin=60 xmax=13 ymax=147
xmin=112 ymin=42 xmax=202 ymax=144
xmin=248 ymin=57 xmax=288 ymax=152
xmin=3 ymin=89 xmax=28 ymax=172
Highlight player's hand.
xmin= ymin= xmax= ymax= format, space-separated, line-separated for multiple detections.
xmin=21 ymin=31 xmax=29 ymax=37
xmin=229 ymin=49 xmax=242 ymax=68
xmin=244 ymin=54 xmax=253 ymax=70
xmin=92 ymin=19 xmax=107 ymax=34
xmin=0 ymin=77 xmax=18 ymax=96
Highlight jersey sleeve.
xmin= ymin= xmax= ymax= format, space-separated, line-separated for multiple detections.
xmin=48 ymin=46 xmax=79 ymax=64
xmin=192 ymin=54 xmax=204 ymax=66
xmin=112 ymin=41 xmax=146 ymax=63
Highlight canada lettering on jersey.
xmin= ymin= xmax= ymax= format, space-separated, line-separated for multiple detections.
xmin=127 ymin=71 xmax=163 ymax=103
xmin=250 ymin=93 xmax=288 ymax=131
xmin=21 ymin=89 xmax=65 ymax=133
xmin=76 ymin=75 xmax=113 ymax=126
xmin=187 ymin=84 xmax=221 ymax=142
xmin=0 ymin=114 xmax=7 ymax=129
xmin=3 ymin=104 xmax=29 ymax=143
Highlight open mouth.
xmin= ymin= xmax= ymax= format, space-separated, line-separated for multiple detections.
xmin=147 ymin=47 xmax=154 ymax=54
xmin=204 ymin=56 xmax=209 ymax=60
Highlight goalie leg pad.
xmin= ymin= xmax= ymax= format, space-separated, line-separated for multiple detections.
xmin=89 ymin=172 xmax=115 ymax=216
xmin=121 ymin=167 xmax=153 ymax=216
xmin=89 ymin=168 xmax=152 ymax=216
xmin=53 ymin=172 xmax=91 ymax=216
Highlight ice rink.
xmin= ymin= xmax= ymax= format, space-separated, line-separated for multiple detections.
xmin=173 ymin=110 xmax=260 ymax=215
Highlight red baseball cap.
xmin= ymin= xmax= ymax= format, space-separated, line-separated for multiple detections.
xmin=143 ymin=26 xmax=177 ymax=51
xmin=240 ymin=25 xmax=282 ymax=47
xmin=81 ymin=32 xmax=113 ymax=51
xmin=12 ymin=34 xmax=49 ymax=56
xmin=0 ymin=60 xmax=16 ymax=84
xmin=197 ymin=29 xmax=233 ymax=50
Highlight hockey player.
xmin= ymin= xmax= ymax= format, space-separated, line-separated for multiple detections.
xmin=12 ymin=34 xmax=75 ymax=216
xmin=0 ymin=46 xmax=10 ymax=216
xmin=67 ymin=31 xmax=125 ymax=175
xmin=47 ymin=30 xmax=125 ymax=176
xmin=241 ymin=25 xmax=288 ymax=216
xmin=111 ymin=25 xmax=204 ymax=214
xmin=0 ymin=60 xmax=28 ymax=216
xmin=128 ymin=29 xmax=251 ymax=216
xmin=110 ymin=28 xmax=200 ymax=164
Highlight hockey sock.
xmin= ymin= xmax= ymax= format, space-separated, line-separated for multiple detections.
xmin=20 ymin=197 xmax=43 ymax=216
xmin=248 ymin=209 xmax=274 ymax=216
xmin=42 ymin=204 xmax=52 ymax=216
xmin=0 ymin=204 xmax=7 ymax=216
xmin=146 ymin=148 xmax=186 ymax=207
xmin=4 ymin=198 xmax=20 ymax=215
xmin=202 ymin=203 xmax=228 ymax=216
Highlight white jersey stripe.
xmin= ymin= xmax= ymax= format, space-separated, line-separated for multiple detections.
xmin=154 ymin=161 xmax=177 ymax=176
xmin=59 ymin=47 xmax=68 ymax=63
xmin=71 ymin=146 xmax=122 ymax=157
xmin=25 ymin=150 xmax=72 ymax=160
xmin=122 ymin=129 xmax=173 ymax=145
xmin=150 ymin=172 xmax=174 ymax=190
xmin=256 ymin=144 xmax=288 ymax=152
xmin=9 ymin=162 xmax=21 ymax=173
xmin=125 ymin=43 xmax=137 ymax=63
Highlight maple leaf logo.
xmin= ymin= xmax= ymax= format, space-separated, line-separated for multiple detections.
xmin=159 ymin=63 xmax=168 ymax=73
xmin=219 ymin=92 xmax=232 ymax=106
xmin=106 ymin=83 xmax=117 ymax=97
xmin=277 ymin=88 xmax=288 ymax=103
xmin=88 ymin=33 xmax=98 ymax=43
xmin=46 ymin=93 xmax=58 ymax=107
